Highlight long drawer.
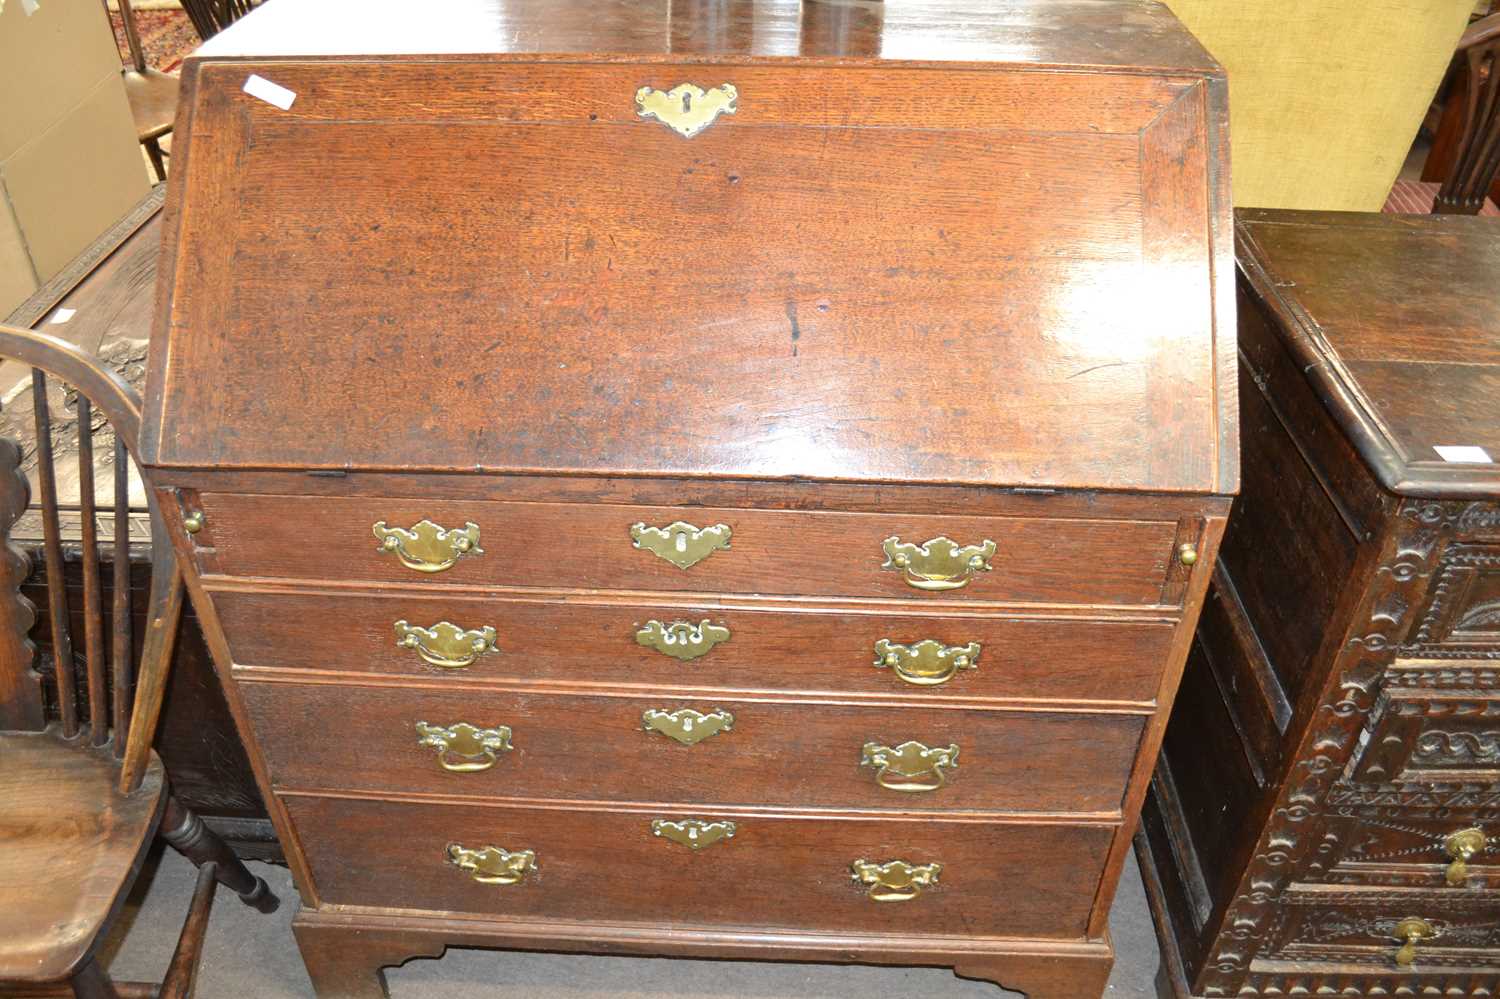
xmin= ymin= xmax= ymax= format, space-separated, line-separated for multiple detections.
xmin=191 ymin=493 xmax=1181 ymax=605
xmin=215 ymin=587 xmax=1176 ymax=703
xmin=240 ymin=679 xmax=1144 ymax=813
xmin=282 ymin=792 xmax=1114 ymax=938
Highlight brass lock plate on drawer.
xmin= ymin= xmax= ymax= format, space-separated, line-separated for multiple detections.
xmin=635 ymin=83 xmax=738 ymax=138
xmin=873 ymin=639 xmax=980 ymax=686
xmin=861 ymin=741 xmax=959 ymax=792
xmin=394 ymin=620 xmax=498 ymax=669
xmin=881 ymin=536 xmax=996 ymax=591
xmin=446 ymin=843 xmax=535 ymax=885
xmin=635 ymin=619 xmax=730 ymax=661
xmin=416 ymin=721 xmax=513 ymax=772
xmin=641 ymin=708 xmax=734 ymax=745
xmin=651 ymin=818 xmax=737 ymax=850
xmin=850 ymin=859 xmax=942 ymax=902
xmin=630 ymin=521 xmax=732 ymax=569
xmin=373 ymin=519 xmax=482 ymax=572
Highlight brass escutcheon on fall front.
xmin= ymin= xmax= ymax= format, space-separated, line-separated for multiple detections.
xmin=872 ymin=639 xmax=981 ymax=686
xmin=635 ymin=619 xmax=731 ymax=661
xmin=881 ymin=536 xmax=996 ymax=591
xmin=394 ymin=620 xmax=499 ymax=669
xmin=651 ymin=818 xmax=737 ymax=850
xmin=850 ymin=859 xmax=942 ymax=902
xmin=641 ymin=707 xmax=734 ymax=746
xmin=446 ymin=843 xmax=536 ymax=886
xmin=630 ymin=521 xmax=732 ymax=569
xmin=635 ymin=83 xmax=738 ymax=138
xmin=1392 ymin=916 xmax=1436 ymax=966
xmin=861 ymin=741 xmax=960 ymax=792
xmin=415 ymin=721 xmax=513 ymax=772
xmin=1444 ymin=827 xmax=1487 ymax=886
xmin=373 ymin=519 xmax=482 ymax=573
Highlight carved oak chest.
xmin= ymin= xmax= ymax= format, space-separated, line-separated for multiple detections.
xmin=142 ymin=2 xmax=1236 ymax=995
xmin=1139 ymin=209 xmax=1500 ymax=998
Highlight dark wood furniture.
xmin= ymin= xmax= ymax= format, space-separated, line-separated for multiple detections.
xmin=1137 ymin=208 xmax=1500 ymax=998
xmin=146 ymin=2 xmax=1239 ymax=996
xmin=0 ymin=322 xmax=279 ymax=997
xmin=1 ymin=186 xmax=275 ymax=861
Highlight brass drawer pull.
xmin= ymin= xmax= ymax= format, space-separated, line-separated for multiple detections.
xmin=635 ymin=83 xmax=738 ymax=138
xmin=630 ymin=520 xmax=732 ymax=569
xmin=394 ymin=620 xmax=498 ymax=669
xmin=873 ymin=639 xmax=980 ymax=686
xmin=642 ymin=708 xmax=734 ymax=746
xmin=636 ymin=619 xmax=731 ymax=661
xmin=416 ymin=721 xmax=513 ymax=772
xmin=373 ymin=519 xmax=482 ymax=573
xmin=861 ymin=741 xmax=959 ymax=793
xmin=651 ymin=818 xmax=737 ymax=850
xmin=1393 ymin=916 xmax=1435 ymax=966
xmin=881 ymin=536 xmax=996 ymax=591
xmin=447 ymin=843 xmax=535 ymax=886
xmin=850 ymin=859 xmax=942 ymax=902
xmin=1444 ymin=827 xmax=1486 ymax=886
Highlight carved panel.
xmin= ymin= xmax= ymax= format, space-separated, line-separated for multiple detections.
xmin=1402 ymin=543 xmax=1500 ymax=658
xmin=1262 ymin=889 xmax=1500 ymax=968
xmin=1309 ymin=812 xmax=1499 ymax=889
xmin=1347 ymin=694 xmax=1500 ymax=784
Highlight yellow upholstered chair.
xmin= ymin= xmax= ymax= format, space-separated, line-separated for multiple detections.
xmin=1164 ymin=0 xmax=1475 ymax=210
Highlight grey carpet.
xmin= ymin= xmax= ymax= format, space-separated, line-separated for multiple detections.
xmin=99 ymin=844 xmax=1162 ymax=997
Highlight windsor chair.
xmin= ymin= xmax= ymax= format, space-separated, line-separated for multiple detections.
xmin=0 ymin=323 xmax=278 ymax=998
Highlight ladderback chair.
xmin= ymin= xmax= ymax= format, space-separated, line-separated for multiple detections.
xmin=179 ymin=0 xmax=262 ymax=41
xmin=1437 ymin=12 xmax=1500 ymax=213
xmin=117 ymin=0 xmax=180 ymax=182
xmin=0 ymin=324 xmax=278 ymax=998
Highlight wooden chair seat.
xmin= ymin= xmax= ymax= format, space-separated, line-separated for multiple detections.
xmin=0 ymin=730 xmax=165 ymax=983
xmin=122 ymin=67 xmax=179 ymax=143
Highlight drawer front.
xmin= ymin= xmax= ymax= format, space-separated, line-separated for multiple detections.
xmin=214 ymin=588 xmax=1176 ymax=703
xmin=192 ymin=494 xmax=1180 ymax=605
xmin=240 ymin=680 xmax=1144 ymax=814
xmin=282 ymin=793 xmax=1113 ymax=938
xmin=1401 ymin=544 xmax=1500 ymax=658
xmin=1347 ymin=688 xmax=1500 ymax=785
xmin=1265 ymin=888 xmax=1500 ymax=970
xmin=1317 ymin=814 xmax=1500 ymax=891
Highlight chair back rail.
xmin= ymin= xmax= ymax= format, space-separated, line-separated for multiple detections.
xmin=0 ymin=324 xmax=182 ymax=794
xmin=1438 ymin=13 xmax=1500 ymax=213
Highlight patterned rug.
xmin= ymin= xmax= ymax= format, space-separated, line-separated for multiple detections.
xmin=109 ymin=9 xmax=201 ymax=72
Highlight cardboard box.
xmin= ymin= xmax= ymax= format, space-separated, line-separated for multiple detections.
xmin=0 ymin=198 xmax=38 ymax=317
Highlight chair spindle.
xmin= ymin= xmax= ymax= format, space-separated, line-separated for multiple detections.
xmin=112 ymin=439 xmax=133 ymax=759
xmin=77 ymin=395 xmax=110 ymax=746
xmin=32 ymin=368 xmax=78 ymax=737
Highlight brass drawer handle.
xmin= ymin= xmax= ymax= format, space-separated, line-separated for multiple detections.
xmin=873 ymin=639 xmax=980 ymax=686
xmin=1393 ymin=917 xmax=1435 ymax=966
xmin=446 ymin=843 xmax=535 ymax=886
xmin=642 ymin=708 xmax=734 ymax=746
xmin=636 ymin=83 xmax=738 ymax=138
xmin=651 ymin=818 xmax=737 ymax=850
xmin=416 ymin=721 xmax=513 ymax=772
xmin=373 ymin=519 xmax=482 ymax=573
xmin=630 ymin=520 xmax=732 ymax=569
xmin=394 ymin=620 xmax=498 ymax=669
xmin=1444 ymin=827 xmax=1486 ymax=886
xmin=636 ymin=619 xmax=731 ymax=661
xmin=861 ymin=741 xmax=959 ymax=793
xmin=881 ymin=536 xmax=996 ymax=591
xmin=850 ymin=859 xmax=942 ymax=902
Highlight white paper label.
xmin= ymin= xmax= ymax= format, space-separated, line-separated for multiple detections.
xmin=1433 ymin=445 xmax=1493 ymax=464
xmin=242 ymin=74 xmax=297 ymax=111
xmin=20 ymin=0 xmax=41 ymax=16
xmin=49 ymin=308 xmax=75 ymax=324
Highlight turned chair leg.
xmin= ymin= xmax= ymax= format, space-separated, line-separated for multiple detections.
xmin=69 ymin=956 xmax=122 ymax=999
xmin=161 ymin=796 xmax=280 ymax=914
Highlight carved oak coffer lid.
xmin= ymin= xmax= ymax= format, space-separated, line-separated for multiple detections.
xmin=143 ymin=0 xmax=1237 ymax=495
xmin=1236 ymin=209 xmax=1500 ymax=498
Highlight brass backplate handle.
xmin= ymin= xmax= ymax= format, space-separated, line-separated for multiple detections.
xmin=636 ymin=619 xmax=731 ymax=661
xmin=447 ymin=843 xmax=536 ymax=886
xmin=881 ymin=536 xmax=996 ymax=591
xmin=630 ymin=521 xmax=732 ymax=569
xmin=873 ymin=639 xmax=981 ymax=686
xmin=416 ymin=721 xmax=513 ymax=772
xmin=394 ymin=620 xmax=499 ymax=669
xmin=635 ymin=83 xmax=738 ymax=138
xmin=1444 ymin=827 xmax=1486 ymax=886
xmin=642 ymin=708 xmax=734 ymax=746
xmin=1393 ymin=916 xmax=1435 ymax=966
xmin=373 ymin=519 xmax=482 ymax=573
xmin=850 ymin=859 xmax=942 ymax=902
xmin=651 ymin=818 xmax=737 ymax=850
xmin=861 ymin=741 xmax=960 ymax=793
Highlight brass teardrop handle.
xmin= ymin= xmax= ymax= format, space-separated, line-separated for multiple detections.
xmin=861 ymin=741 xmax=959 ymax=792
xmin=1393 ymin=917 xmax=1435 ymax=966
xmin=881 ymin=536 xmax=996 ymax=591
xmin=416 ymin=721 xmax=513 ymax=772
xmin=446 ymin=843 xmax=535 ymax=886
xmin=850 ymin=859 xmax=942 ymax=902
xmin=1444 ymin=827 xmax=1486 ymax=886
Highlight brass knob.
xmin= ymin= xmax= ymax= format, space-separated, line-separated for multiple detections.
xmin=1178 ymin=542 xmax=1198 ymax=566
xmin=182 ymin=512 xmax=204 ymax=534
xmin=1393 ymin=917 xmax=1434 ymax=966
xmin=1444 ymin=827 xmax=1486 ymax=886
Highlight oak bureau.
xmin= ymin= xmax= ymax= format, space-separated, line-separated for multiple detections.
xmin=141 ymin=1 xmax=1238 ymax=996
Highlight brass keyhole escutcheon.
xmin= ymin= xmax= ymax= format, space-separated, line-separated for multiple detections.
xmin=1444 ymin=827 xmax=1486 ymax=886
xmin=635 ymin=83 xmax=738 ymax=138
